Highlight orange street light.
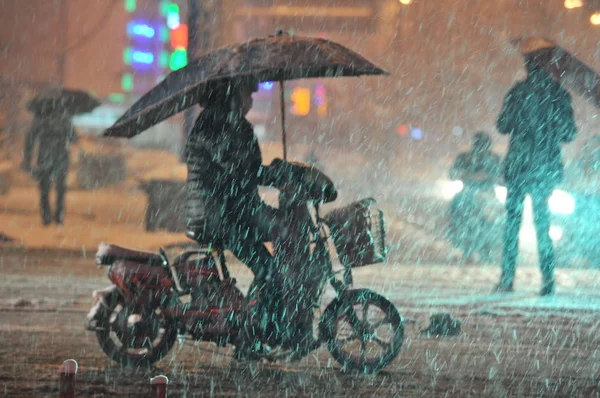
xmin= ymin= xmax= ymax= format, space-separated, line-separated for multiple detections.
xmin=564 ymin=0 xmax=583 ymax=9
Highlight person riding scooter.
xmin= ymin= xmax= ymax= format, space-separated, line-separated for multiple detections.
xmin=447 ymin=132 xmax=502 ymax=262
xmin=184 ymin=78 xmax=336 ymax=358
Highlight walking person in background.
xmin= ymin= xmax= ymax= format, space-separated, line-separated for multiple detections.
xmin=495 ymin=59 xmax=577 ymax=296
xmin=21 ymin=112 xmax=77 ymax=225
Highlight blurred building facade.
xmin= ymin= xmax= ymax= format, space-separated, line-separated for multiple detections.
xmin=0 ymin=0 xmax=599 ymax=157
xmin=0 ymin=0 xmax=225 ymax=138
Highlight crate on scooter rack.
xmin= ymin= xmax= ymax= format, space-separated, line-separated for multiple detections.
xmin=324 ymin=198 xmax=387 ymax=268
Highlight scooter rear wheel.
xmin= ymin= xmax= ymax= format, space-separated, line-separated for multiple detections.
xmin=320 ymin=289 xmax=403 ymax=374
xmin=95 ymin=290 xmax=177 ymax=368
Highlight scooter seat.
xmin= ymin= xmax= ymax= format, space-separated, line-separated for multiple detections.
xmin=95 ymin=242 xmax=164 ymax=266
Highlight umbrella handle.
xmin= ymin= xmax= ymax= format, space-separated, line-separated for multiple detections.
xmin=280 ymin=81 xmax=287 ymax=161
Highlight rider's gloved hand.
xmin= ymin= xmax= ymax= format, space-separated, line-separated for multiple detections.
xmin=268 ymin=158 xmax=337 ymax=203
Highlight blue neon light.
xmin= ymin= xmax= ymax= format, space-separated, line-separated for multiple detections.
xmin=411 ymin=128 xmax=423 ymax=140
xmin=132 ymin=51 xmax=154 ymax=64
xmin=127 ymin=22 xmax=155 ymax=38
xmin=260 ymin=81 xmax=274 ymax=91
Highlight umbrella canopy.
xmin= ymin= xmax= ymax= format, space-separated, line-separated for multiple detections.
xmin=104 ymin=32 xmax=388 ymax=139
xmin=512 ymin=37 xmax=600 ymax=108
xmin=28 ymin=88 xmax=101 ymax=116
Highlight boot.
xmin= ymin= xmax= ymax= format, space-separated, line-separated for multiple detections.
xmin=492 ymin=282 xmax=514 ymax=294
xmin=55 ymin=209 xmax=64 ymax=225
xmin=41 ymin=204 xmax=52 ymax=226
xmin=540 ymin=281 xmax=555 ymax=297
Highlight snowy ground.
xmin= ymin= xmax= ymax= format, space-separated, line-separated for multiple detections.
xmin=0 ymin=143 xmax=466 ymax=263
xmin=0 ymin=251 xmax=599 ymax=396
xmin=2 ymin=145 xmax=599 ymax=395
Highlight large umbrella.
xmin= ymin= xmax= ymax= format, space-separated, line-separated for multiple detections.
xmin=512 ymin=37 xmax=600 ymax=108
xmin=27 ymin=88 xmax=101 ymax=116
xmin=103 ymin=31 xmax=388 ymax=158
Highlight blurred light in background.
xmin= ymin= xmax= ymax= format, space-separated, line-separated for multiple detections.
xmin=123 ymin=48 xmax=132 ymax=64
xmin=411 ymin=128 xmax=423 ymax=140
xmin=564 ymin=0 xmax=583 ymax=9
xmin=108 ymin=93 xmax=125 ymax=103
xmin=121 ymin=73 xmax=134 ymax=92
xmin=399 ymin=0 xmax=413 ymax=4
xmin=548 ymin=189 xmax=576 ymax=214
xmin=170 ymin=24 xmax=188 ymax=48
xmin=127 ymin=22 xmax=155 ymax=39
xmin=167 ymin=13 xmax=181 ymax=30
xmin=169 ymin=49 xmax=187 ymax=71
xmin=290 ymin=88 xmax=310 ymax=116
xmin=495 ymin=185 xmax=507 ymax=204
xmin=259 ymin=81 xmax=274 ymax=91
xmin=159 ymin=26 xmax=170 ymax=43
xmin=441 ymin=180 xmax=464 ymax=200
xmin=591 ymin=12 xmax=600 ymax=25
xmin=549 ymin=226 xmax=564 ymax=241
xmin=125 ymin=0 xmax=136 ymax=13
xmin=167 ymin=4 xmax=187 ymax=71
xmin=159 ymin=51 xmax=169 ymax=68
xmin=396 ymin=124 xmax=409 ymax=136
xmin=166 ymin=3 xmax=181 ymax=29
xmin=132 ymin=50 xmax=154 ymax=65
xmin=314 ymin=84 xmax=327 ymax=116
xmin=452 ymin=126 xmax=463 ymax=137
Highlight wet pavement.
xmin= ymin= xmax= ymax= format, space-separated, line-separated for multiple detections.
xmin=0 ymin=251 xmax=599 ymax=396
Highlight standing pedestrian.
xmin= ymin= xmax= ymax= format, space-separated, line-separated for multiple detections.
xmin=495 ymin=60 xmax=577 ymax=296
xmin=21 ymin=112 xmax=77 ymax=225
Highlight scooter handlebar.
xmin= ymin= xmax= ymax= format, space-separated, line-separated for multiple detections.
xmin=267 ymin=158 xmax=338 ymax=204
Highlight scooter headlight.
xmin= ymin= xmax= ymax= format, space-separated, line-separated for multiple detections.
xmin=548 ymin=189 xmax=575 ymax=215
xmin=494 ymin=185 xmax=507 ymax=204
xmin=549 ymin=225 xmax=563 ymax=241
xmin=442 ymin=180 xmax=464 ymax=200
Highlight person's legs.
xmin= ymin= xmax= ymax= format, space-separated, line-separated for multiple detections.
xmin=449 ymin=190 xmax=476 ymax=258
xmin=499 ymin=184 xmax=526 ymax=289
xmin=38 ymin=173 xmax=52 ymax=225
xmin=530 ymin=185 xmax=556 ymax=296
xmin=227 ymin=198 xmax=317 ymax=353
xmin=228 ymin=237 xmax=282 ymax=356
xmin=225 ymin=202 xmax=281 ymax=353
xmin=55 ymin=167 xmax=67 ymax=224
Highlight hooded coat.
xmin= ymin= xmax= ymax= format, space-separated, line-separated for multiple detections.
xmin=184 ymin=105 xmax=266 ymax=240
xmin=496 ymin=67 xmax=577 ymax=188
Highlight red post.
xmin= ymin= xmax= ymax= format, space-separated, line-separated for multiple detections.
xmin=151 ymin=375 xmax=169 ymax=398
xmin=58 ymin=359 xmax=78 ymax=398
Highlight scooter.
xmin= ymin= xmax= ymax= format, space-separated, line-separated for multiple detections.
xmin=86 ymin=163 xmax=403 ymax=374
xmin=445 ymin=179 xmax=505 ymax=262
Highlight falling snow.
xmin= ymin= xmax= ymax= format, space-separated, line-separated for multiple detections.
xmin=1 ymin=0 xmax=600 ymax=396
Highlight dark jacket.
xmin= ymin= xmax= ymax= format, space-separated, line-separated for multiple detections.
xmin=496 ymin=69 xmax=577 ymax=187
xmin=449 ymin=150 xmax=502 ymax=190
xmin=184 ymin=107 xmax=266 ymax=233
xmin=23 ymin=114 xmax=76 ymax=175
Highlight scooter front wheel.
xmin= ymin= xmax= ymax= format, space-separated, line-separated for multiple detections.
xmin=320 ymin=289 xmax=403 ymax=374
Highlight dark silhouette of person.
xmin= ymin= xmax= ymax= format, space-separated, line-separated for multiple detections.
xmin=495 ymin=60 xmax=577 ymax=296
xmin=185 ymin=79 xmax=281 ymax=277
xmin=447 ymin=132 xmax=502 ymax=262
xmin=22 ymin=112 xmax=77 ymax=225
xmin=184 ymin=78 xmax=334 ymax=357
